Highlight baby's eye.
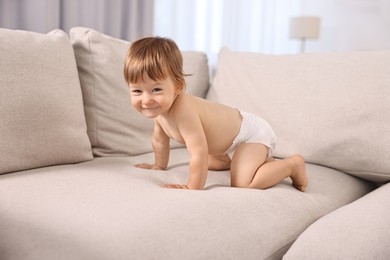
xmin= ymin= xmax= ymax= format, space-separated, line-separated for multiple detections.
xmin=131 ymin=89 xmax=142 ymax=95
xmin=152 ymin=88 xmax=162 ymax=93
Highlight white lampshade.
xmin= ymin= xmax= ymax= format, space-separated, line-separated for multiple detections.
xmin=289 ymin=16 xmax=320 ymax=39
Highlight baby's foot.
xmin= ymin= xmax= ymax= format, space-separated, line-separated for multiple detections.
xmin=290 ymin=155 xmax=308 ymax=192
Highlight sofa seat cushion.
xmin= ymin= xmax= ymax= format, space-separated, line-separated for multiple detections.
xmin=0 ymin=29 xmax=93 ymax=175
xmin=0 ymin=149 xmax=375 ymax=260
xmin=208 ymin=48 xmax=390 ymax=183
xmin=284 ymin=182 xmax=390 ymax=260
xmin=70 ymin=27 xmax=210 ymax=157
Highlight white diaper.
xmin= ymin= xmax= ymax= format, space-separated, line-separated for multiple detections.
xmin=225 ymin=110 xmax=277 ymax=157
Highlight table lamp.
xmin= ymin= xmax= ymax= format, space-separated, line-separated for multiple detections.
xmin=289 ymin=16 xmax=321 ymax=53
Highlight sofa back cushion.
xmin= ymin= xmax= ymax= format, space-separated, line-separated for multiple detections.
xmin=70 ymin=27 xmax=210 ymax=156
xmin=208 ymin=47 xmax=390 ymax=183
xmin=0 ymin=29 xmax=93 ymax=174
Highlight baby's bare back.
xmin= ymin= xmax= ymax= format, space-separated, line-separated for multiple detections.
xmin=189 ymin=95 xmax=242 ymax=155
xmin=157 ymin=94 xmax=242 ymax=155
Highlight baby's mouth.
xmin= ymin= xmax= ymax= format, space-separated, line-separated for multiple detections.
xmin=142 ymin=106 xmax=159 ymax=110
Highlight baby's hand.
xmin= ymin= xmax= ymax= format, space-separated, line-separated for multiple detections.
xmin=161 ymin=184 xmax=189 ymax=189
xmin=135 ymin=163 xmax=165 ymax=170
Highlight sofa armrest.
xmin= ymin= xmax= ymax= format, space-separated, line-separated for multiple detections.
xmin=284 ymin=183 xmax=390 ymax=260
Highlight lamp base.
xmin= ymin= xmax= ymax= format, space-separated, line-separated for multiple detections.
xmin=300 ymin=38 xmax=306 ymax=53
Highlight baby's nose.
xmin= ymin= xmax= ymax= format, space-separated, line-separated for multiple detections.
xmin=142 ymin=94 xmax=154 ymax=105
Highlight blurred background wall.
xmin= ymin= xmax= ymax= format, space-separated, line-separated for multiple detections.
xmin=0 ymin=0 xmax=153 ymax=41
xmin=1 ymin=0 xmax=389 ymax=62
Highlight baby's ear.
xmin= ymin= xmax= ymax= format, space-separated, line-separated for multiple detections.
xmin=175 ymin=83 xmax=185 ymax=94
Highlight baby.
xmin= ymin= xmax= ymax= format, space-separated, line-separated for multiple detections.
xmin=124 ymin=36 xmax=308 ymax=191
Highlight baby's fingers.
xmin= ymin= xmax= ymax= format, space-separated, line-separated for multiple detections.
xmin=135 ymin=164 xmax=165 ymax=170
xmin=161 ymin=184 xmax=189 ymax=189
xmin=135 ymin=163 xmax=153 ymax=169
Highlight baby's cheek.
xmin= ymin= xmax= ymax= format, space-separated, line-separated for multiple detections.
xmin=130 ymin=99 xmax=139 ymax=108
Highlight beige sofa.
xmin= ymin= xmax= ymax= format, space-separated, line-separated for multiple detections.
xmin=1 ymin=27 xmax=389 ymax=260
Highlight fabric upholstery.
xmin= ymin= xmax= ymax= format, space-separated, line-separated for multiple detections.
xmin=70 ymin=27 xmax=210 ymax=157
xmin=209 ymin=47 xmax=390 ymax=183
xmin=0 ymin=29 xmax=93 ymax=175
xmin=284 ymin=182 xmax=390 ymax=260
xmin=0 ymin=150 xmax=374 ymax=260
xmin=1 ymin=27 xmax=386 ymax=260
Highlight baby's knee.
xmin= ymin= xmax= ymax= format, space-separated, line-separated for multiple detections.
xmin=231 ymin=178 xmax=255 ymax=189
xmin=231 ymin=182 xmax=267 ymax=190
xmin=231 ymin=181 xmax=248 ymax=188
xmin=208 ymin=155 xmax=231 ymax=171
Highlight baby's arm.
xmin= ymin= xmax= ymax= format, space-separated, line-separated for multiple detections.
xmin=163 ymin=112 xmax=209 ymax=190
xmin=135 ymin=121 xmax=170 ymax=170
xmin=186 ymin=138 xmax=209 ymax=189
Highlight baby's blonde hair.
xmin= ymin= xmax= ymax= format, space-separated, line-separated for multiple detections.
xmin=124 ymin=36 xmax=187 ymax=90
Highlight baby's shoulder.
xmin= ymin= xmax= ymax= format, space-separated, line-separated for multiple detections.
xmin=170 ymin=94 xmax=200 ymax=116
xmin=173 ymin=94 xmax=202 ymax=109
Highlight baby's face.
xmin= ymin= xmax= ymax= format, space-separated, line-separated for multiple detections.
xmin=129 ymin=74 xmax=179 ymax=118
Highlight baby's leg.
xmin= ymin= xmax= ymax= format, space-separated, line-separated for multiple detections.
xmin=230 ymin=143 xmax=308 ymax=192
xmin=208 ymin=154 xmax=231 ymax=170
xmin=256 ymin=155 xmax=308 ymax=191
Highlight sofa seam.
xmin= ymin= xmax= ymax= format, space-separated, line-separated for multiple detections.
xmin=265 ymin=239 xmax=296 ymax=260
xmin=86 ymin=30 xmax=99 ymax=149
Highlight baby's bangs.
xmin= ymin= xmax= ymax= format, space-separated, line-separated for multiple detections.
xmin=127 ymin=55 xmax=168 ymax=84
xmin=128 ymin=62 xmax=167 ymax=84
xmin=127 ymin=64 xmax=143 ymax=84
xmin=144 ymin=57 xmax=168 ymax=82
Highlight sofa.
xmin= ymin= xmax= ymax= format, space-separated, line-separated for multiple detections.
xmin=0 ymin=27 xmax=389 ymax=260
